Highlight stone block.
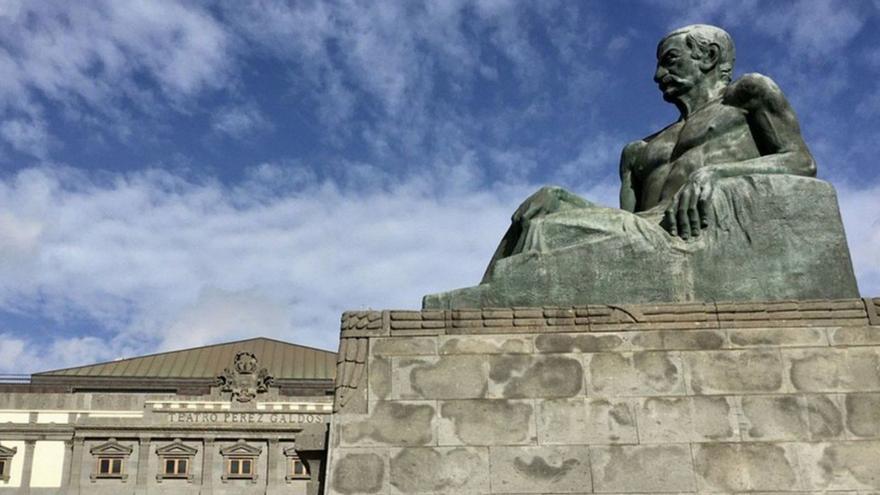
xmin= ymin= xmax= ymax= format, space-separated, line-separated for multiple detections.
xmin=538 ymin=398 xmax=637 ymax=445
xmin=388 ymin=447 xmax=489 ymax=494
xmin=489 ymin=445 xmax=592 ymax=493
xmin=587 ymin=351 xmax=685 ymax=397
xmin=590 ymin=444 xmax=695 ymax=492
xmin=535 ymin=333 xmax=627 ymax=353
xmin=844 ymin=393 xmax=880 ymax=438
xmin=438 ymin=399 xmax=535 ymax=446
xmin=740 ymin=395 xmax=809 ymax=441
xmin=805 ymin=394 xmax=845 ymax=440
xmin=630 ymin=329 xmax=726 ymax=350
xmin=369 ymin=355 xmax=392 ymax=401
xmin=728 ymin=327 xmax=828 ymax=347
xmin=798 ymin=441 xmax=880 ymax=490
xmin=439 ymin=335 xmax=533 ymax=354
xmin=637 ymin=396 xmax=737 ymax=443
xmin=828 ymin=326 xmax=880 ymax=346
xmin=395 ymin=355 xmax=489 ymax=399
xmin=372 ymin=337 xmax=437 ymax=357
xmin=785 ymin=348 xmax=880 ymax=392
xmin=686 ymin=349 xmax=784 ymax=394
xmin=694 ymin=443 xmax=802 ymax=492
xmin=330 ymin=449 xmax=387 ymax=494
xmin=488 ymin=354 xmax=584 ymax=398
xmin=338 ymin=401 xmax=436 ymax=447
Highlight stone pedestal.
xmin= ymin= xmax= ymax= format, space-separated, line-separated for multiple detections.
xmin=324 ymin=297 xmax=880 ymax=494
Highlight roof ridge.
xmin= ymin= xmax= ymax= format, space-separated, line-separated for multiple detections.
xmin=33 ymin=336 xmax=334 ymax=376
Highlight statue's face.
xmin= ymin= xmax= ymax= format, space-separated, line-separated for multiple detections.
xmin=654 ymin=34 xmax=703 ymax=102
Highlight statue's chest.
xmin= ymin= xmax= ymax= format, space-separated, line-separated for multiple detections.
xmin=673 ymin=103 xmax=748 ymax=159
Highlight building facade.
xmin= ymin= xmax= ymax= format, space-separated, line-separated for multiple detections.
xmin=0 ymin=337 xmax=336 ymax=494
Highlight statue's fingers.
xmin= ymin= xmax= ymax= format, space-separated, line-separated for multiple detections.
xmin=677 ymin=188 xmax=692 ymax=239
xmin=663 ymin=208 xmax=677 ymax=236
xmin=688 ymin=185 xmax=701 ymax=236
xmin=698 ymin=183 xmax=714 ymax=228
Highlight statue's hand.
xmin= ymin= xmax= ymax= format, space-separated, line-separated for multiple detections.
xmin=663 ymin=167 xmax=717 ymax=239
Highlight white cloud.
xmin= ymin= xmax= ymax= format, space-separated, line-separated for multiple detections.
xmin=0 ymin=0 xmax=231 ymax=154
xmin=0 ymin=164 xmax=543 ymax=372
xmin=211 ymin=103 xmax=271 ymax=139
xmin=837 ymin=182 xmax=880 ymax=296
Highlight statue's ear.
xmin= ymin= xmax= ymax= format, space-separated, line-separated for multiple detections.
xmin=700 ymin=43 xmax=721 ymax=73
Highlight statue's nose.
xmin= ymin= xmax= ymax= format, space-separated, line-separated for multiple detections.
xmin=654 ymin=65 xmax=666 ymax=83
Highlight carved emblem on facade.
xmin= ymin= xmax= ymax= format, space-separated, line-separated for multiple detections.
xmin=217 ymin=352 xmax=273 ymax=402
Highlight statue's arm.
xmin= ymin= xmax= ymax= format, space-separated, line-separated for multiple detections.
xmin=619 ymin=141 xmax=643 ymax=212
xmin=713 ymin=73 xmax=817 ymax=178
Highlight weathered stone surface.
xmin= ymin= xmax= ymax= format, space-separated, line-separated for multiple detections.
xmin=388 ymin=447 xmax=489 ymax=494
xmin=694 ymin=443 xmax=800 ymax=491
xmin=439 ymin=335 xmax=532 ymax=354
xmin=587 ymin=352 xmax=685 ymax=396
xmin=339 ymin=401 xmax=435 ymax=446
xmin=489 ymin=355 xmax=584 ymax=398
xmin=638 ymin=396 xmax=736 ymax=443
xmin=373 ymin=337 xmax=437 ymax=356
xmin=439 ymin=399 xmax=535 ymax=445
xmin=331 ymin=451 xmax=385 ymax=494
xmin=396 ymin=355 xmax=488 ymax=399
xmin=490 ymin=446 xmax=591 ymax=493
xmin=590 ymin=445 xmax=695 ymax=492
xmin=728 ymin=327 xmax=828 ymax=347
xmin=686 ymin=350 xmax=784 ymax=394
xmin=829 ymin=326 xmax=880 ymax=346
xmin=539 ymin=398 xmax=637 ymax=445
xmin=801 ymin=441 xmax=880 ymax=490
xmin=786 ymin=348 xmax=880 ymax=392
xmin=806 ymin=394 xmax=845 ymax=440
xmin=741 ymin=395 xmax=809 ymax=441
xmin=844 ymin=393 xmax=880 ymax=438
xmin=536 ymin=333 xmax=627 ymax=353
xmin=369 ymin=355 xmax=391 ymax=401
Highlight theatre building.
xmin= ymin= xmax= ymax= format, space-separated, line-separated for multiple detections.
xmin=0 ymin=337 xmax=337 ymax=494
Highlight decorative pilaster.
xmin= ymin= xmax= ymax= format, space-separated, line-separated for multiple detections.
xmin=67 ymin=437 xmax=85 ymax=494
xmin=201 ymin=437 xmax=214 ymax=494
xmin=135 ymin=437 xmax=151 ymax=494
xmin=19 ymin=440 xmax=35 ymax=489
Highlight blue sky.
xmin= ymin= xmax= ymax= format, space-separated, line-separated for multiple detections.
xmin=1 ymin=0 xmax=878 ymax=373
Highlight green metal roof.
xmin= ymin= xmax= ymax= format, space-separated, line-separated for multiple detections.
xmin=34 ymin=337 xmax=336 ymax=380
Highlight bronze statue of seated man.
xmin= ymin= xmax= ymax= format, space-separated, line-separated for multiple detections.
xmin=424 ymin=25 xmax=858 ymax=309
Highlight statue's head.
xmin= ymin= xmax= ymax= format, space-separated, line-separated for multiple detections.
xmin=654 ymin=24 xmax=735 ymax=103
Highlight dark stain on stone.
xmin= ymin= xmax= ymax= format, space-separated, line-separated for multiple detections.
xmin=789 ymin=351 xmax=840 ymax=392
xmin=633 ymin=352 xmax=680 ymax=391
xmin=513 ymin=456 xmax=579 ymax=481
xmin=692 ymin=351 xmax=782 ymax=394
xmin=695 ymin=443 xmax=795 ymax=491
xmin=390 ymin=448 xmax=482 ymax=492
xmin=536 ymin=334 xmax=625 ymax=353
xmin=845 ymin=393 xmax=880 ymax=437
xmin=333 ymin=453 xmax=384 ymax=494
xmin=807 ymin=395 xmax=843 ymax=439
xmin=441 ymin=400 xmax=532 ymax=444
xmin=609 ymin=403 xmax=634 ymax=426
xmin=489 ymin=355 xmax=529 ymax=382
xmin=818 ymin=443 xmax=880 ymax=489
xmin=743 ymin=396 xmax=803 ymax=439
xmin=410 ymin=356 xmax=488 ymax=398
xmin=369 ymin=356 xmax=391 ymax=400
xmin=344 ymin=402 xmax=434 ymax=446
xmin=499 ymin=356 xmax=584 ymax=398
xmin=690 ymin=331 xmax=726 ymax=349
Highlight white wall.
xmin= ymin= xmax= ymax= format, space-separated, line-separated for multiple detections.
xmin=30 ymin=441 xmax=65 ymax=487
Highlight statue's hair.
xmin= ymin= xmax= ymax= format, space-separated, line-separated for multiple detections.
xmin=659 ymin=24 xmax=736 ymax=83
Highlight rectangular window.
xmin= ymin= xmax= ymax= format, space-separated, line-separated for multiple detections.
xmin=227 ymin=457 xmax=254 ymax=477
xmin=291 ymin=458 xmax=309 ymax=478
xmin=163 ymin=458 xmax=188 ymax=477
xmin=0 ymin=458 xmax=7 ymax=481
xmin=96 ymin=457 xmax=123 ymax=477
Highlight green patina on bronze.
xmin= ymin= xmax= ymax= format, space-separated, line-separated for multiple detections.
xmin=424 ymin=24 xmax=859 ymax=309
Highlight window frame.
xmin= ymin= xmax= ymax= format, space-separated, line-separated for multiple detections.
xmin=0 ymin=448 xmax=14 ymax=483
xmin=283 ymin=446 xmax=311 ymax=482
xmin=161 ymin=457 xmax=189 ymax=478
xmin=94 ymin=456 xmax=125 ymax=479
xmin=224 ymin=456 xmax=256 ymax=479
xmin=154 ymin=439 xmax=197 ymax=483
xmin=219 ymin=439 xmax=261 ymax=484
